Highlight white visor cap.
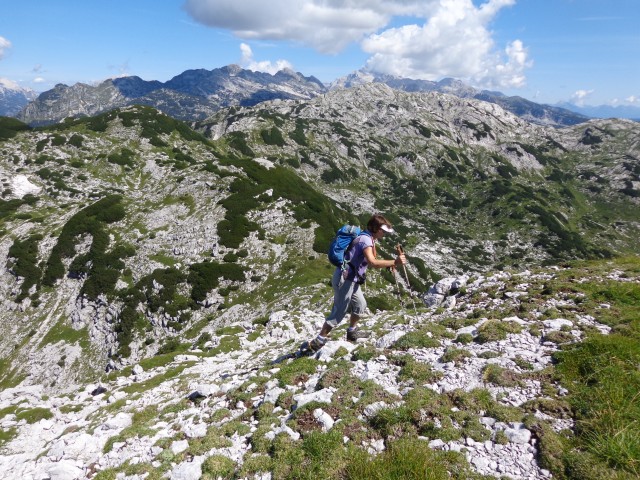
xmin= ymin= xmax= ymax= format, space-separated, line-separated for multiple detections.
xmin=380 ymin=224 xmax=394 ymax=233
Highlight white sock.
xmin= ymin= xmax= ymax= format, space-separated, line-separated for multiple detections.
xmin=316 ymin=335 xmax=327 ymax=344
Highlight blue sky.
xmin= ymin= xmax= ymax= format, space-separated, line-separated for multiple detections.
xmin=0 ymin=0 xmax=638 ymax=107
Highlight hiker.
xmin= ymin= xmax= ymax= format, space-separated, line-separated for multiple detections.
xmin=301 ymin=214 xmax=406 ymax=353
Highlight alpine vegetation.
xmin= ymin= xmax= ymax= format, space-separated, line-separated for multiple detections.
xmin=0 ymin=84 xmax=638 ymax=479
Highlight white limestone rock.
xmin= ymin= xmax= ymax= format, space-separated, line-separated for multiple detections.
xmin=313 ymin=408 xmax=335 ymax=431
xmin=293 ymin=388 xmax=335 ymax=408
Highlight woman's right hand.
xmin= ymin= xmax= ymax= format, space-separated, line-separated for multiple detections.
xmin=394 ymin=254 xmax=406 ymax=267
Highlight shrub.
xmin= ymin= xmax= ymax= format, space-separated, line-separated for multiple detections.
xmin=67 ymin=134 xmax=84 ymax=147
xmin=454 ymin=333 xmax=473 ymax=344
xmin=107 ymin=148 xmax=136 ymax=168
xmin=188 ymin=261 xmax=246 ymax=302
xmin=7 ymin=233 xmax=43 ymax=302
xmin=42 ymin=196 xmax=127 ymax=297
xmin=0 ymin=117 xmax=29 ymax=141
xmin=261 ymin=126 xmax=285 ymax=146
xmin=156 ymin=337 xmax=185 ymax=356
xmin=544 ymin=330 xmax=575 ymax=344
xmin=289 ymin=121 xmax=307 ymax=146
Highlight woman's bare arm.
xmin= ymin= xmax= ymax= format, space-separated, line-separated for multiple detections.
xmin=363 ymin=246 xmax=406 ymax=269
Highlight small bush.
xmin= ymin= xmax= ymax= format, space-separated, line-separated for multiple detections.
xmin=156 ymin=337 xmax=185 ymax=356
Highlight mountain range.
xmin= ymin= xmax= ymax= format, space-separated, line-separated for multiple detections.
xmin=0 ymin=77 xmax=639 ymax=479
xmin=1 ymin=65 xmax=603 ymax=128
xmin=557 ymin=102 xmax=640 ymax=121
xmin=14 ymin=65 xmax=326 ymax=127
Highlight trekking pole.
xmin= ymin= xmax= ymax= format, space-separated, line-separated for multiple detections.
xmin=390 ymin=265 xmax=404 ymax=307
xmin=396 ymin=244 xmax=418 ymax=317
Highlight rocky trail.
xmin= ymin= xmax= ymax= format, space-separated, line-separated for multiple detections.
xmin=0 ymin=263 xmax=628 ymax=480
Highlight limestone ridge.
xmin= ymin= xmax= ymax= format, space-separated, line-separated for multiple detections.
xmin=330 ymin=70 xmax=590 ymax=127
xmin=16 ymin=65 xmax=326 ymax=126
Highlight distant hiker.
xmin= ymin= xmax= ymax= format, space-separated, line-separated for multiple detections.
xmin=301 ymin=214 xmax=406 ymax=353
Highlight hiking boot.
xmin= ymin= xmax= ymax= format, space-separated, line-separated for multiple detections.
xmin=346 ymin=328 xmax=371 ymax=342
xmin=300 ymin=337 xmax=325 ymax=354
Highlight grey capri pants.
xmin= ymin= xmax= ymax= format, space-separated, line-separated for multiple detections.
xmin=325 ymin=267 xmax=366 ymax=328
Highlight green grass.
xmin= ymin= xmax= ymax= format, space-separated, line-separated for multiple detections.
xmin=15 ymin=407 xmax=54 ymax=424
xmin=121 ymin=363 xmax=193 ymax=395
xmin=103 ymin=405 xmax=160 ymax=453
xmin=0 ymin=427 xmax=18 ymax=447
xmin=536 ymin=257 xmax=640 ymax=478
xmin=347 ymin=437 xmax=486 ymax=480
xmin=149 ymin=252 xmax=178 ymax=267
xmin=38 ymin=318 xmax=90 ymax=349
xmin=393 ymin=329 xmax=441 ymax=350
xmin=475 ymin=319 xmax=523 ymax=344
xmin=274 ymin=357 xmax=318 ymax=387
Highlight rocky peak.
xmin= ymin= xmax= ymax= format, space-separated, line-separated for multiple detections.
xmin=0 ymin=80 xmax=38 ymax=116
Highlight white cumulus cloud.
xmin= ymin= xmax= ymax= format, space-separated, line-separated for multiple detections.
xmin=0 ymin=36 xmax=12 ymax=59
xmin=362 ymin=0 xmax=529 ymax=88
xmin=183 ymin=0 xmax=530 ymax=88
xmin=625 ymin=95 xmax=639 ymax=104
xmin=239 ymin=43 xmax=293 ymax=74
xmin=183 ymin=0 xmax=424 ymax=54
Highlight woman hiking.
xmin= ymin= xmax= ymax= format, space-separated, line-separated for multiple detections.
xmin=301 ymin=214 xmax=406 ymax=353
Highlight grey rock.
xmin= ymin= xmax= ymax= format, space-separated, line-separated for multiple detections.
xmin=375 ymin=330 xmax=406 ymax=349
xmin=505 ymin=423 xmax=532 ymax=444
xmin=169 ymin=457 xmax=205 ymax=480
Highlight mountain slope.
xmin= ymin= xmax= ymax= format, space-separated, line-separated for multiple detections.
xmin=557 ymin=101 xmax=640 ymax=121
xmin=0 ymin=85 xmax=638 ymax=392
xmin=0 ymin=87 xmax=639 ymax=479
xmin=199 ymin=83 xmax=640 ymax=270
xmin=0 ymin=257 xmax=638 ymax=479
xmin=13 ymin=65 xmax=592 ymax=129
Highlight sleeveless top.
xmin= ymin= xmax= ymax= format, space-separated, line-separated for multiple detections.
xmin=344 ymin=232 xmax=374 ymax=284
